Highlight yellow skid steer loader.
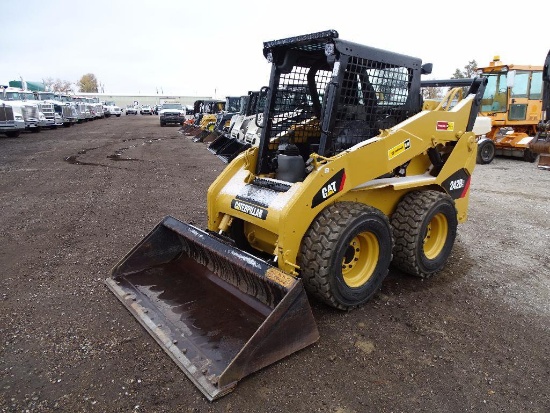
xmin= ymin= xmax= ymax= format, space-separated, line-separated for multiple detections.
xmin=106 ymin=30 xmax=488 ymax=401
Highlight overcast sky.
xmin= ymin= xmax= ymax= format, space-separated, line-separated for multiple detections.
xmin=1 ymin=0 xmax=547 ymax=99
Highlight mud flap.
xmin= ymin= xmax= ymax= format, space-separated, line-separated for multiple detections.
xmin=105 ymin=216 xmax=319 ymax=401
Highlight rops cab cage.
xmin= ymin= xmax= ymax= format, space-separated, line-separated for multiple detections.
xmin=255 ymin=29 xmax=431 ymax=180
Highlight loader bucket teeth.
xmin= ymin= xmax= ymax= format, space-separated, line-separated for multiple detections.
xmin=106 ymin=216 xmax=319 ymax=401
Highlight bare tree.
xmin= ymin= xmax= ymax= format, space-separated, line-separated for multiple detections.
xmin=53 ymin=79 xmax=74 ymax=93
xmin=42 ymin=77 xmax=74 ymax=93
xmin=42 ymin=77 xmax=54 ymax=92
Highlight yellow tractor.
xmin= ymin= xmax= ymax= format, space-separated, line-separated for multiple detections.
xmin=106 ymin=30 xmax=488 ymax=401
xmin=475 ymin=55 xmax=545 ymax=164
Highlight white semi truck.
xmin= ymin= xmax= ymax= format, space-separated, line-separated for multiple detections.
xmin=0 ymin=87 xmax=44 ymax=132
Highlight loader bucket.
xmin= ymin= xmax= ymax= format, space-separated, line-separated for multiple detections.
xmin=185 ymin=126 xmax=205 ymax=138
xmin=530 ymin=141 xmax=550 ymax=170
xmin=207 ymin=134 xmax=233 ymax=154
xmin=193 ymin=129 xmax=219 ymax=143
xmin=215 ymin=139 xmax=251 ymax=164
xmin=202 ymin=130 xmax=221 ymax=144
xmin=105 ymin=216 xmax=319 ymax=401
xmin=178 ymin=124 xmax=194 ymax=134
xmin=536 ymin=153 xmax=550 ymax=170
xmin=192 ymin=129 xmax=211 ymax=143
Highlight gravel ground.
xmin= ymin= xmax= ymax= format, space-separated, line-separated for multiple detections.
xmin=1 ymin=115 xmax=549 ymax=413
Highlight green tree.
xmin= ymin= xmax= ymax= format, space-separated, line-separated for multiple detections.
xmin=77 ymin=73 xmax=99 ymax=93
xmin=452 ymin=60 xmax=478 ymax=79
xmin=449 ymin=60 xmax=479 ymax=97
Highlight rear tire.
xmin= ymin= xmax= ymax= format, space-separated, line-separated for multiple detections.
xmin=476 ymin=139 xmax=495 ymax=164
xmin=391 ymin=190 xmax=457 ymax=278
xmin=5 ymin=131 xmax=20 ymax=138
xmin=299 ymin=202 xmax=393 ymax=310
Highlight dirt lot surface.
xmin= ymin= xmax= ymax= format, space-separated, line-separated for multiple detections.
xmin=1 ymin=115 xmax=549 ymax=413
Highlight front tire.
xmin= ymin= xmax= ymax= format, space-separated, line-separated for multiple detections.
xmin=391 ymin=190 xmax=457 ymax=278
xmin=476 ymin=139 xmax=495 ymax=164
xmin=5 ymin=131 xmax=21 ymax=138
xmin=299 ymin=202 xmax=393 ymax=310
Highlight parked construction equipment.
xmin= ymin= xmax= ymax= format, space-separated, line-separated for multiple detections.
xmin=192 ymin=96 xmax=243 ymax=143
xmin=207 ymin=91 xmax=265 ymax=162
xmin=181 ymin=99 xmax=225 ymax=138
xmin=106 ymin=30 xmax=488 ymax=401
xmin=475 ymin=55 xmax=545 ymax=164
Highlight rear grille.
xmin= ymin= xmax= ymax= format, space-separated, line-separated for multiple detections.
xmin=0 ymin=105 xmax=14 ymax=121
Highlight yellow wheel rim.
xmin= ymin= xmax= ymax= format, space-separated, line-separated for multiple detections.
xmin=423 ymin=213 xmax=448 ymax=259
xmin=342 ymin=232 xmax=379 ymax=288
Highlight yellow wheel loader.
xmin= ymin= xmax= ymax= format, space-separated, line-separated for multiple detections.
xmin=475 ymin=55 xmax=545 ymax=164
xmin=106 ymin=30 xmax=488 ymax=401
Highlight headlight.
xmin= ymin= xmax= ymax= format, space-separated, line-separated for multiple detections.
xmin=15 ymin=115 xmax=23 ymax=121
